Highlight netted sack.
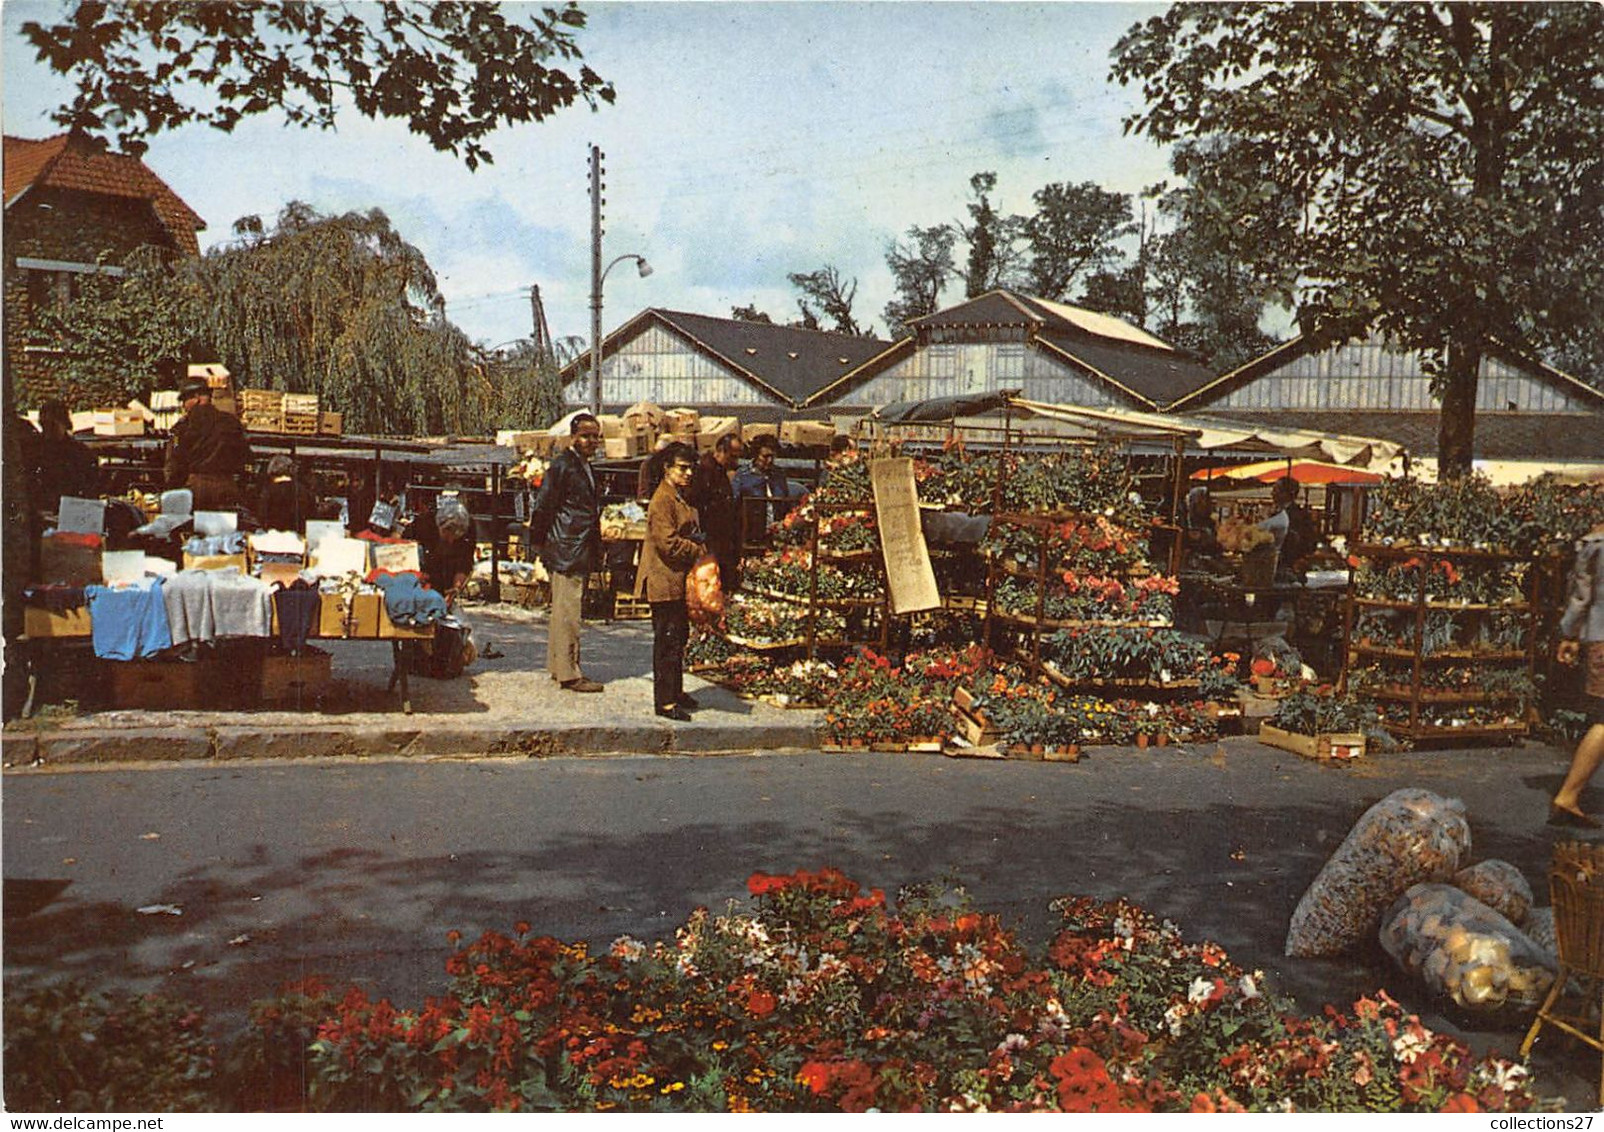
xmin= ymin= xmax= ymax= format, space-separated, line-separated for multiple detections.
xmin=1452 ymin=860 xmax=1534 ymax=926
xmin=1379 ymin=883 xmax=1555 ymax=1014
xmin=1524 ymin=907 xmax=1557 ymax=965
xmin=1285 ymin=788 xmax=1471 ymax=958
xmin=685 ymin=554 xmax=725 ymax=628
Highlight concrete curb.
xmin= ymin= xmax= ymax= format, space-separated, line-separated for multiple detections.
xmin=7 ymin=719 xmax=825 ymax=766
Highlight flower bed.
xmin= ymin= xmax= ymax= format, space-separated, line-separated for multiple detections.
xmin=21 ymin=872 xmax=1545 ymax=1112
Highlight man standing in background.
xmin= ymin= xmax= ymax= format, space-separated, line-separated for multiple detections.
xmin=165 ymin=379 xmax=250 ymax=511
xmin=687 ymin=432 xmax=743 ymax=594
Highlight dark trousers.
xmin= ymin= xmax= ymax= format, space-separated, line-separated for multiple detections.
xmin=651 ymin=599 xmax=689 ymax=710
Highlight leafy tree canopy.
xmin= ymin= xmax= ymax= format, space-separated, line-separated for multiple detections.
xmin=21 ymin=1 xmax=614 ymax=169
xmin=883 ymin=224 xmax=956 ymax=338
xmin=1023 ymin=181 xmax=1136 ymax=301
xmin=1112 ymin=1 xmax=1604 ymax=474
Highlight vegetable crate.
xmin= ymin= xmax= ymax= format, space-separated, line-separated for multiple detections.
xmin=612 ymin=594 xmax=652 ymax=621
xmin=1258 ymin=722 xmax=1365 ymax=762
xmin=281 ymin=411 xmax=320 ymax=436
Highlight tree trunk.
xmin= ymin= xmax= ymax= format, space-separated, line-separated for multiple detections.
xmin=1436 ymin=336 xmax=1480 ymax=480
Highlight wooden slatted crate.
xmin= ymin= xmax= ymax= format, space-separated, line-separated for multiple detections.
xmin=281 ymin=411 xmax=320 ymax=436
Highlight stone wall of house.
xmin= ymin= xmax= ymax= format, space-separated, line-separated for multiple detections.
xmin=3 ymin=187 xmax=179 ymax=408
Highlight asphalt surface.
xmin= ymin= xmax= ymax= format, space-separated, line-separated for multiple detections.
xmin=4 ymin=737 xmax=1601 ymax=1108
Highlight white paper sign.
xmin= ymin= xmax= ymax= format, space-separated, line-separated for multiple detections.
xmin=56 ymin=496 xmax=106 ymax=535
xmin=101 ymin=550 xmax=146 ymax=585
xmin=309 ymin=536 xmax=369 ymax=578
xmin=370 ymin=540 xmax=421 ymax=574
xmin=193 ymin=510 xmax=238 ymax=537
xmin=304 ymin=520 xmax=345 ymax=549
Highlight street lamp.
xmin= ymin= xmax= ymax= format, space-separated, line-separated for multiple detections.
xmin=589 ymin=252 xmax=652 ymax=415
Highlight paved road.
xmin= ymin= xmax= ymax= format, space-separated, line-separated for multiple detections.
xmin=3 ymin=738 xmax=1598 ymax=1103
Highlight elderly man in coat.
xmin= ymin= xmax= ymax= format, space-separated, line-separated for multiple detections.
xmin=529 ymin=414 xmax=606 ymax=692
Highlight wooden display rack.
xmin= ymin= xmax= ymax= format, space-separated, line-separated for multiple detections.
xmin=1339 ymin=542 xmax=1538 ymax=743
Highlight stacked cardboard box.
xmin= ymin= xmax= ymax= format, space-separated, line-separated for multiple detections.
xmin=92 ymin=409 xmax=144 ymax=437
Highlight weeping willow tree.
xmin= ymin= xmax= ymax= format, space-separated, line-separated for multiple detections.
xmin=193 ymin=202 xmax=496 ymax=436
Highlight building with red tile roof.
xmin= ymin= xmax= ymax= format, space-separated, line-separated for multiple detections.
xmin=4 ymin=129 xmax=205 ymax=404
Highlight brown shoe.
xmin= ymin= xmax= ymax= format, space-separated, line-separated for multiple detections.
xmin=562 ymin=678 xmax=605 ymax=693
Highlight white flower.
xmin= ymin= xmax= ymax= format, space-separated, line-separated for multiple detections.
xmin=1238 ymin=973 xmax=1261 ymax=1000
xmin=1187 ymin=976 xmax=1215 ymax=1004
xmin=609 ymin=935 xmax=646 ymax=962
xmin=998 ymin=1033 xmax=1030 ymax=1054
xmin=1163 ymin=1003 xmax=1187 ymax=1037
xmin=1391 ymin=1029 xmax=1431 ymax=1065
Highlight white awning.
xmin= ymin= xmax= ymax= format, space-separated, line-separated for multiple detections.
xmin=1008 ymin=398 xmax=1402 ymax=467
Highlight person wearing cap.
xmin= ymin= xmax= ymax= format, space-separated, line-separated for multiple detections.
xmin=165 ymin=378 xmax=251 ymax=511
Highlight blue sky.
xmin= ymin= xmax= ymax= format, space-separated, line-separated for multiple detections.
xmin=3 ymin=1 xmax=1173 ymax=351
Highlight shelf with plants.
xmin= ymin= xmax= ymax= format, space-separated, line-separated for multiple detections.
xmin=1341 ymin=523 xmax=1539 ymax=743
xmin=724 ymin=459 xmax=891 ymax=660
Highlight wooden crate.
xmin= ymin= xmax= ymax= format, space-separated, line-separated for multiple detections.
xmin=613 ymin=593 xmax=652 ymax=620
xmin=281 ymin=411 xmax=320 ymax=436
xmin=258 ymin=647 xmax=332 ymax=704
xmin=318 ymin=411 xmax=343 ymax=436
xmin=109 ymin=660 xmax=209 ymax=710
xmin=23 ymin=606 xmax=92 ymax=638
xmin=282 ymin=392 xmax=320 ymax=415
xmin=239 ymin=389 xmax=283 ymax=412
xmin=1258 ymin=722 xmax=1366 ymax=762
xmin=242 ymin=410 xmax=283 ymax=433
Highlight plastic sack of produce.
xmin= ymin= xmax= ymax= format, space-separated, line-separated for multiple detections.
xmin=1285 ymin=788 xmax=1471 ymax=958
xmin=685 ymin=554 xmax=725 ymax=628
xmin=1452 ymin=860 xmax=1534 ymax=926
xmin=1379 ymin=883 xmax=1555 ymax=1014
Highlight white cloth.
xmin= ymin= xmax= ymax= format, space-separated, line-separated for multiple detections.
xmin=1258 ymin=509 xmax=1290 ymax=550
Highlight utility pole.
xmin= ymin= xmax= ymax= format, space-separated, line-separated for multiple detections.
xmin=529 ymin=285 xmax=553 ymax=365
xmin=589 ymin=144 xmax=604 ymax=416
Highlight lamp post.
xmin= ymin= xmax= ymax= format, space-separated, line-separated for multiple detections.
xmin=588 ymin=252 xmax=652 ymax=416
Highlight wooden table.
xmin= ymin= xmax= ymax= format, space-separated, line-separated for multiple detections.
xmin=19 ymin=592 xmax=435 ymax=716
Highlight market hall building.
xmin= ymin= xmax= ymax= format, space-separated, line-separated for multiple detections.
xmin=1169 ymin=331 xmax=1604 ymax=477
xmin=804 ymin=290 xmax=1220 ymax=415
xmin=559 ymin=308 xmax=892 ymax=418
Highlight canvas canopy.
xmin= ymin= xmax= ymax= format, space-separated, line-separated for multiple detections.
xmin=1190 ymin=458 xmax=1385 ymax=485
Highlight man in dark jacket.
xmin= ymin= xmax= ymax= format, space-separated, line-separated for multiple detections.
xmin=165 ymin=379 xmax=251 ymax=511
xmin=528 ymin=413 xmax=605 ymax=692
xmin=687 ymin=432 xmax=743 ymax=594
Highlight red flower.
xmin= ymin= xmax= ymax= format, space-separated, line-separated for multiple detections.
xmin=746 ymin=990 xmax=777 ymax=1018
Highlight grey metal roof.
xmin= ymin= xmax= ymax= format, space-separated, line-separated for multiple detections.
xmin=563 ymin=308 xmax=893 ymax=407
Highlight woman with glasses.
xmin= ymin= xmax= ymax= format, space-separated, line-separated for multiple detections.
xmin=637 ymin=441 xmax=706 ymax=721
